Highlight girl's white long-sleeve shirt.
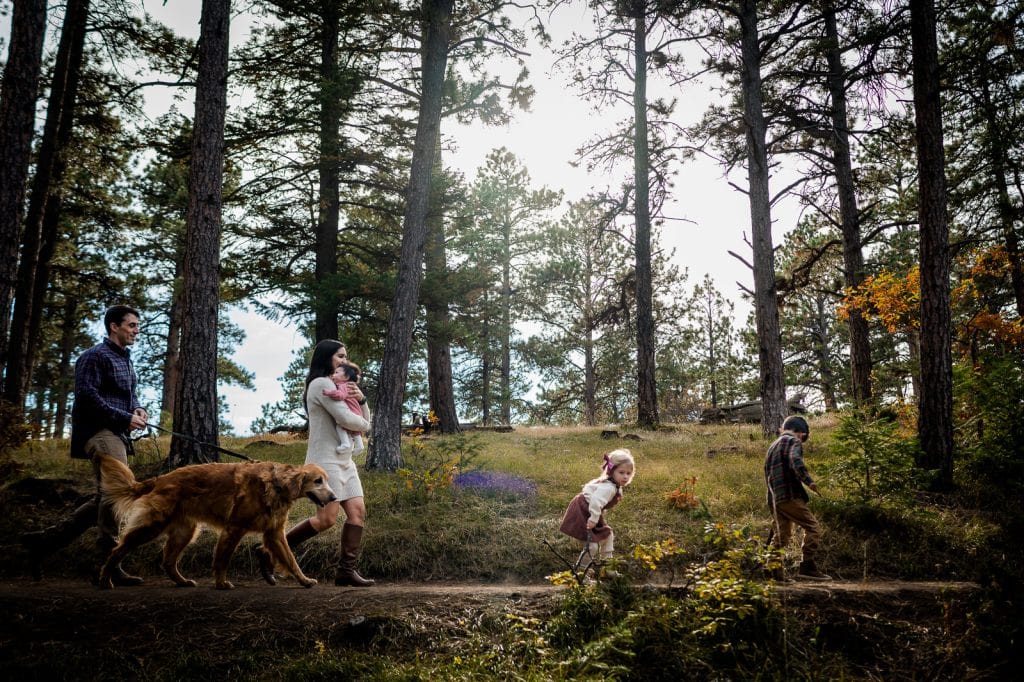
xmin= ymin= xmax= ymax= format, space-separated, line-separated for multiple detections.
xmin=582 ymin=478 xmax=619 ymax=525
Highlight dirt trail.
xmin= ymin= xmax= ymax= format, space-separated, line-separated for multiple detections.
xmin=0 ymin=576 xmax=980 ymax=632
xmin=0 ymin=577 xmax=983 ymax=678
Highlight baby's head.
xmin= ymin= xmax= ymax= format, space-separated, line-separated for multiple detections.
xmin=601 ymin=448 xmax=635 ymax=487
xmin=331 ymin=362 xmax=360 ymax=383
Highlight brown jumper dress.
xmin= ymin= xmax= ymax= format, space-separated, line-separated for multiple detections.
xmin=559 ymin=482 xmax=621 ymax=542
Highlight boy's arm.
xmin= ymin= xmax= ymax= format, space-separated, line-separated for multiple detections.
xmin=787 ymin=440 xmax=817 ymax=490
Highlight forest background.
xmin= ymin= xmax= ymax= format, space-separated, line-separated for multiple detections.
xmin=1 ymin=0 xmax=1022 ymax=483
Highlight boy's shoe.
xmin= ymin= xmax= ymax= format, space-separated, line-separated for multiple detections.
xmin=796 ymin=560 xmax=831 ymax=581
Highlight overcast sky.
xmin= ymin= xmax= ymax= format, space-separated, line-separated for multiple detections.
xmin=5 ymin=2 xmax=801 ymax=434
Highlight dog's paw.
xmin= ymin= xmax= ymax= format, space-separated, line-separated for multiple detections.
xmin=300 ymin=577 xmax=318 ymax=588
xmin=215 ymin=580 xmax=235 ymax=590
xmin=174 ymin=579 xmax=198 ymax=588
xmin=96 ymin=577 xmax=114 ymax=590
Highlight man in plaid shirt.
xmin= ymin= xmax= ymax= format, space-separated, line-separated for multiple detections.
xmin=764 ymin=415 xmax=830 ymax=581
xmin=23 ymin=305 xmax=148 ymax=584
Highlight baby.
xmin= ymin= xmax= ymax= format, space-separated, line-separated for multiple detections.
xmin=322 ymin=362 xmax=366 ymax=455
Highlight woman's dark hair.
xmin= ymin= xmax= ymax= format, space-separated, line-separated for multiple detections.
xmin=303 ymin=339 xmax=344 ymax=409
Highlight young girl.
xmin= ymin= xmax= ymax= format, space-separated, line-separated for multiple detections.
xmin=559 ymin=448 xmax=635 ymax=572
xmin=322 ymin=362 xmax=366 ymax=455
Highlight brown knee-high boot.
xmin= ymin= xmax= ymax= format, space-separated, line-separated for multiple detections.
xmin=258 ymin=518 xmax=319 ymax=585
xmin=335 ymin=523 xmax=374 ymax=587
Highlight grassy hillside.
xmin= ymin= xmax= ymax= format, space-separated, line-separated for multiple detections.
xmin=2 ymin=419 xmax=1012 ymax=587
xmin=1 ymin=420 xmax=1019 ymax=680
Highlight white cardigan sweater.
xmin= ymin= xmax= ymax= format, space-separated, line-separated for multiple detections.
xmin=305 ymin=376 xmax=371 ymax=473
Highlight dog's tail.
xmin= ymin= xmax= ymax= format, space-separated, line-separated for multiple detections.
xmin=97 ymin=454 xmax=149 ymax=522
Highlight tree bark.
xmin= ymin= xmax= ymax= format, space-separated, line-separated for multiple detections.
xmin=0 ymin=0 xmax=48 ymax=376
xmin=51 ymin=295 xmax=78 ymax=438
xmin=583 ymin=249 xmax=597 ymax=426
xmin=738 ymin=0 xmax=786 ymax=436
xmin=705 ymin=298 xmax=719 ymax=408
xmin=367 ymin=0 xmax=453 ymax=471
xmin=3 ymin=0 xmax=89 ymax=408
xmin=978 ymin=79 xmax=1024 ymax=318
xmin=160 ymin=279 xmax=183 ymax=425
xmin=314 ymin=0 xmax=341 ymax=342
xmin=500 ymin=213 xmax=512 ymax=425
xmin=910 ymin=0 xmax=953 ymax=488
xmin=169 ymin=0 xmax=231 ymax=466
xmin=824 ymin=3 xmax=872 ymax=405
xmin=632 ymin=8 xmax=659 ymax=429
xmin=424 ymin=140 xmax=460 ymax=434
xmin=811 ymin=296 xmax=838 ymax=411
xmin=481 ymin=307 xmax=491 ymax=425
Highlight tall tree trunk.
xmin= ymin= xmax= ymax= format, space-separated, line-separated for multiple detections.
xmin=500 ymin=216 xmax=512 ymax=425
xmin=824 ymin=3 xmax=872 ymax=404
xmin=21 ymin=187 xmax=69 ymax=408
xmin=906 ymin=330 xmax=922 ymax=401
xmin=0 ymin=0 xmax=48 ymax=376
xmin=424 ymin=140 xmax=460 ymax=433
xmin=583 ymin=251 xmax=597 ymax=426
xmin=979 ymin=79 xmax=1024 ymax=318
xmin=632 ymin=8 xmax=659 ymax=429
xmin=3 ymin=0 xmax=89 ymax=408
xmin=160 ymin=279 xmax=183 ymax=425
xmin=706 ymin=308 xmax=719 ymax=408
xmin=169 ymin=0 xmax=231 ymax=467
xmin=812 ymin=296 xmax=838 ymax=411
xmin=314 ymin=0 xmax=341 ymax=342
xmin=583 ymin=331 xmax=597 ymax=426
xmin=738 ymin=0 xmax=786 ymax=436
xmin=51 ymin=295 xmax=78 ymax=438
xmin=367 ymin=0 xmax=453 ymax=471
xmin=910 ymin=0 xmax=953 ymax=488
xmin=481 ymin=307 xmax=491 ymax=425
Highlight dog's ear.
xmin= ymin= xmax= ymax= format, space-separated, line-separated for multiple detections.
xmin=282 ymin=465 xmax=308 ymax=500
xmin=266 ymin=464 xmax=289 ymax=501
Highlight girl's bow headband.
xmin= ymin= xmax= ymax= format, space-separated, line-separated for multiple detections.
xmin=603 ymin=452 xmax=614 ymax=474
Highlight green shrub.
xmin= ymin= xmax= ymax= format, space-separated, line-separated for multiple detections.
xmin=955 ymin=356 xmax=1024 ymax=507
xmin=821 ymin=409 xmax=920 ymax=505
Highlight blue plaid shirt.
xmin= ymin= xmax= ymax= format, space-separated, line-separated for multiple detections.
xmin=70 ymin=338 xmax=142 ymax=459
xmin=764 ymin=432 xmax=814 ymax=505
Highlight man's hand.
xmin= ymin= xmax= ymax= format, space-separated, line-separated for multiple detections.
xmin=130 ymin=408 xmax=148 ymax=431
xmin=809 ymin=482 xmax=821 ymax=496
xmin=586 ymin=520 xmax=596 ymax=530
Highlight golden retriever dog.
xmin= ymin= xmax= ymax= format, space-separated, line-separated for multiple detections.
xmin=96 ymin=455 xmax=336 ymax=590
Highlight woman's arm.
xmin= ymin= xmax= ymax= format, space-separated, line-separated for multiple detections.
xmin=310 ymin=378 xmax=370 ymax=432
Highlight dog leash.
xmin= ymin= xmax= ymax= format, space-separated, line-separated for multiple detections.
xmin=142 ymin=423 xmax=254 ymax=462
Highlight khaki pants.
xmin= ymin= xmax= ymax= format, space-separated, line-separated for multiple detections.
xmin=85 ymin=430 xmax=129 ymax=544
xmin=770 ymin=498 xmax=821 ymax=562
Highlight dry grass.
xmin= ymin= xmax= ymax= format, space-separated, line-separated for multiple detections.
xmin=4 ymin=416 xmax=988 ymax=584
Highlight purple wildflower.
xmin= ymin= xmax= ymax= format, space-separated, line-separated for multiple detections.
xmin=453 ymin=470 xmax=537 ymax=498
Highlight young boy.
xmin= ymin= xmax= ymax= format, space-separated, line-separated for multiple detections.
xmin=764 ymin=415 xmax=830 ymax=580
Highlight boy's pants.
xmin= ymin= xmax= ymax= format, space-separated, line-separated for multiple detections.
xmin=771 ymin=498 xmax=821 ymax=562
